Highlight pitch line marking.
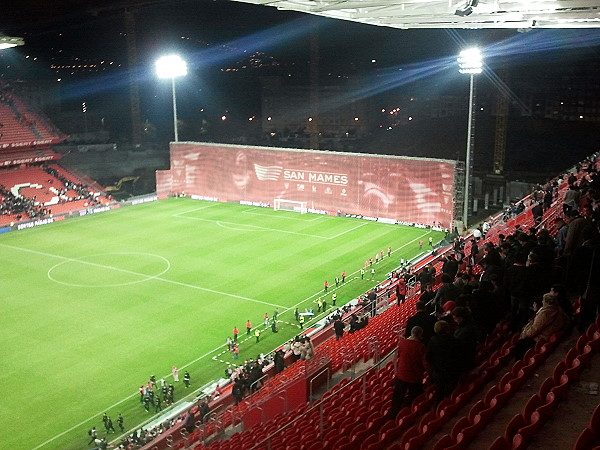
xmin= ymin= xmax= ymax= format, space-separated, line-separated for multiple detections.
xmin=173 ymin=214 xmax=368 ymax=240
xmin=240 ymin=208 xmax=322 ymax=222
xmin=25 ymin=227 xmax=432 ymax=449
xmin=1 ymin=243 xmax=284 ymax=309
xmin=328 ymin=222 xmax=368 ymax=238
xmin=47 ymin=252 xmax=171 ymax=287
xmin=172 ymin=203 xmax=219 ymax=217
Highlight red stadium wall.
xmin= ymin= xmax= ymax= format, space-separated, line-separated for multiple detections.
xmin=156 ymin=142 xmax=456 ymax=228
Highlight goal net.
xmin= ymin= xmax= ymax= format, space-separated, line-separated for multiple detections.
xmin=274 ymin=198 xmax=308 ymax=214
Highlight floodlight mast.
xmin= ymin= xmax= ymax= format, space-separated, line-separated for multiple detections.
xmin=457 ymin=48 xmax=482 ymax=228
xmin=156 ymin=55 xmax=187 ymax=142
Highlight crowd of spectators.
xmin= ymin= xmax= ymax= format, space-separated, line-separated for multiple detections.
xmin=391 ymin=154 xmax=600 ymax=413
xmin=41 ymin=165 xmax=100 ymax=204
xmin=0 ymin=183 xmax=47 ymax=220
xmin=229 ymin=355 xmax=273 ymax=405
xmin=0 ymin=163 xmax=104 ymax=222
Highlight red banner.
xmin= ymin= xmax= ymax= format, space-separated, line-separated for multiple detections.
xmin=157 ymin=143 xmax=456 ymax=227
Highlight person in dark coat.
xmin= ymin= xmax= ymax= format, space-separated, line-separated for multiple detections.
xmin=334 ymin=318 xmax=345 ymax=340
xmin=452 ymin=306 xmax=479 ymax=372
xmin=426 ymin=321 xmax=461 ymax=401
xmin=274 ymin=350 xmax=285 ymax=374
xmin=442 ymin=253 xmax=460 ymax=279
xmin=404 ymin=301 xmax=436 ymax=344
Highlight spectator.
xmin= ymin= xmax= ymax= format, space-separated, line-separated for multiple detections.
xmin=426 ymin=321 xmax=461 ymax=401
xmin=432 ymin=273 xmax=460 ymax=313
xmin=442 ymin=253 xmax=459 ymax=279
xmin=404 ymin=301 xmax=436 ymax=344
xmin=388 ymin=326 xmax=426 ymax=419
xmin=334 ymin=317 xmax=345 ymax=340
xmin=513 ymin=293 xmax=570 ymax=360
xmin=504 ymin=252 xmax=531 ymax=331
xmin=451 ymin=306 xmax=479 ymax=371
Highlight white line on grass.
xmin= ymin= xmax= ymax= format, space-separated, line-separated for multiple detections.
xmin=277 ymin=230 xmax=432 ymax=321
xmin=26 ymin=227 xmax=431 ymax=449
xmin=171 ymin=203 xmax=219 ymax=217
xmin=175 ymin=215 xmax=330 ymax=238
xmin=240 ymin=208 xmax=322 ymax=222
xmin=328 ymin=222 xmax=368 ymax=239
xmin=0 ymin=243 xmax=285 ymax=309
xmin=30 ymin=343 xmax=230 ymax=450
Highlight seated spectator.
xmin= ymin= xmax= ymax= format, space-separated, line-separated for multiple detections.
xmin=388 ymin=326 xmax=426 ymax=419
xmin=513 ymin=293 xmax=570 ymax=360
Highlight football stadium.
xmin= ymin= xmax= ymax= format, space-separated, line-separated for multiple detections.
xmin=3 ymin=2 xmax=600 ymax=450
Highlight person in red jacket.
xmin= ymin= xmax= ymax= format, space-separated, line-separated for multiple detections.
xmin=324 ymin=280 xmax=329 ymax=292
xmin=233 ymin=326 xmax=239 ymax=342
xmin=387 ymin=326 xmax=426 ymax=420
xmin=246 ymin=320 xmax=252 ymax=335
xmin=396 ymin=278 xmax=407 ymax=306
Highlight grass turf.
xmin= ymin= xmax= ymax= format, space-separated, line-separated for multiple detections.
xmin=0 ymin=198 xmax=444 ymax=450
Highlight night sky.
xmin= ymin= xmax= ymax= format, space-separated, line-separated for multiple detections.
xmin=3 ymin=0 xmax=600 ymax=174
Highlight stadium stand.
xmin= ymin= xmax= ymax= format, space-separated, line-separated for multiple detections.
xmin=123 ymin=152 xmax=600 ymax=450
xmin=0 ymin=89 xmax=111 ymax=226
xmin=2 ymin=83 xmax=599 ymax=448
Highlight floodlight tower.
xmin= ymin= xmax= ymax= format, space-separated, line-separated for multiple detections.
xmin=156 ymin=55 xmax=187 ymax=142
xmin=457 ymin=48 xmax=482 ymax=227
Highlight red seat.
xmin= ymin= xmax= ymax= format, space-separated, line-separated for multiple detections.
xmin=467 ymin=400 xmax=486 ymax=423
xmin=432 ymin=434 xmax=454 ymax=450
xmin=552 ymin=361 xmax=567 ymax=384
xmin=517 ymin=411 xmax=543 ymax=444
xmin=494 ymin=383 xmax=514 ymax=409
xmin=504 ymin=414 xmax=526 ymax=443
xmin=522 ymin=394 xmax=543 ymax=420
xmin=400 ymin=425 xmax=424 ymax=448
xmin=589 ymin=331 xmax=600 ymax=352
xmin=564 ymin=357 xmax=584 ymax=381
xmin=550 ymin=374 xmax=570 ymax=400
xmin=457 ymin=414 xmax=485 ymax=445
xmin=483 ymin=384 xmax=501 ymax=407
xmin=573 ymin=427 xmax=598 ymax=450
xmin=575 ymin=334 xmax=589 ymax=354
xmin=417 ymin=410 xmax=437 ymax=432
xmin=478 ymin=397 xmax=501 ymax=425
xmin=359 ymin=434 xmax=380 ymax=450
xmin=449 ymin=416 xmax=470 ymax=441
xmin=489 ymin=436 xmax=511 ymax=450
xmin=538 ymin=377 xmax=555 ymax=400
xmin=536 ymin=391 xmax=558 ymax=421
xmin=564 ymin=347 xmax=579 ymax=366
xmin=591 ymin=403 xmax=600 ymax=438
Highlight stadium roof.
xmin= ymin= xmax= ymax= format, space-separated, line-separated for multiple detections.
xmin=228 ymin=0 xmax=600 ymax=29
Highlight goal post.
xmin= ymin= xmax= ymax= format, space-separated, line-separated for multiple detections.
xmin=274 ymin=198 xmax=308 ymax=214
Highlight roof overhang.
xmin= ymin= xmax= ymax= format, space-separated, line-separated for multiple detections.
xmin=228 ymin=0 xmax=600 ymax=29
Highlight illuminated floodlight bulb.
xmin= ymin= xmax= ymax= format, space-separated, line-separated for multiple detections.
xmin=457 ymin=48 xmax=482 ymax=74
xmin=155 ymin=55 xmax=187 ymax=79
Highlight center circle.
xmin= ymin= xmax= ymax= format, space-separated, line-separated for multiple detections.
xmin=47 ymin=252 xmax=171 ymax=287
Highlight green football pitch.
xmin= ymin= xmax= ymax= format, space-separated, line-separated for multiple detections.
xmin=0 ymin=198 xmax=444 ymax=450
